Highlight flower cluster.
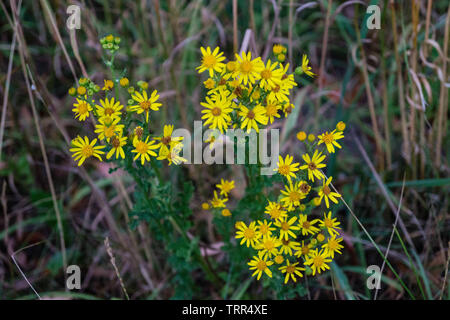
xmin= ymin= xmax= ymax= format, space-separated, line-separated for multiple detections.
xmin=69 ymin=35 xmax=186 ymax=167
xmin=196 ymin=44 xmax=313 ymax=136
xmin=236 ymin=123 xmax=346 ymax=283
xmin=202 ymin=179 xmax=235 ymax=217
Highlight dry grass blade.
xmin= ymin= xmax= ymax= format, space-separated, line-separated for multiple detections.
xmin=104 ymin=237 xmax=130 ymax=300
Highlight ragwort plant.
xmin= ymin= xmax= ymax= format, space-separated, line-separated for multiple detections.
xmin=197 ymin=44 xmax=347 ymax=296
xmin=68 ymin=34 xmax=347 ymax=298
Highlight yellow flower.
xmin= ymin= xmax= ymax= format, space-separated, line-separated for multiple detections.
xmin=318 ymin=129 xmax=344 ymax=153
xmin=267 ymin=84 xmax=290 ymax=103
xmin=275 ymin=154 xmax=299 ymax=183
xmin=102 ymin=79 xmax=114 ymax=91
xmin=255 ymin=235 xmax=281 ymax=259
xmin=201 ymin=91 xmax=233 ymax=133
xmin=336 ymin=121 xmax=346 ymax=131
xmin=203 ymin=78 xmax=216 ymax=89
xmin=304 ymin=249 xmax=332 ymax=276
xmin=94 ymin=116 xmax=124 ymax=142
xmin=279 ymin=260 xmax=304 ymax=284
xmin=77 ymin=86 xmax=86 ymax=95
xmin=211 ymin=190 xmax=228 ymax=208
xmin=264 ymin=98 xmax=281 ymax=124
xmin=238 ymin=105 xmax=268 ymax=133
xmin=154 ymin=124 xmax=183 ymax=153
xmin=274 ymin=255 xmax=284 ymax=264
xmin=119 ymin=77 xmax=129 ymax=87
xmin=197 ymin=46 xmax=226 ymax=77
xmin=298 ymin=214 xmax=320 ymax=236
xmin=318 ymin=176 xmax=341 ymax=208
xmin=216 ymin=179 xmax=235 ymax=197
xmin=272 ymin=44 xmax=285 ymax=55
xmin=248 ymin=251 xmax=273 ymax=280
xmin=221 ymin=209 xmax=232 ymax=217
xmin=279 ymin=238 xmax=300 ymax=256
xmin=129 ymin=90 xmax=162 ymax=123
xmin=319 ymin=211 xmax=341 ymax=236
xmin=95 ymin=97 xmax=123 ymax=119
xmin=274 ymin=216 xmax=299 ymax=241
xmin=264 ymin=201 xmax=287 ymax=221
xmin=202 ymin=202 xmax=210 ymax=210
xmin=294 ymin=241 xmax=313 ymax=258
xmin=157 ymin=142 xmax=187 ymax=165
xmin=301 ymin=54 xmax=316 ymax=77
xmin=233 ymin=51 xmax=264 ymax=85
xmin=257 ymin=220 xmax=275 ymax=237
xmin=70 ymin=136 xmax=105 ymax=166
xmin=107 ymin=135 xmax=127 ymax=159
xmin=72 ymin=98 xmax=92 ymax=121
xmin=277 ymin=53 xmax=286 ymax=62
xmin=308 ymin=134 xmax=315 ymax=142
xmin=131 ymin=136 xmax=158 ymax=165
xmin=236 ymin=221 xmax=261 ymax=248
xmin=300 ymin=149 xmax=326 ymax=182
xmin=296 ymin=131 xmax=307 ymax=141
xmin=321 ymin=235 xmax=344 ymax=258
xmin=280 ymin=182 xmax=306 ymax=211
xmin=259 ymin=59 xmax=282 ymax=90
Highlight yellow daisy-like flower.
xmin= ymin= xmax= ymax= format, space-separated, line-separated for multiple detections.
xmin=94 ymin=116 xmax=124 ymax=142
xmin=72 ymin=97 xmax=92 ymax=121
xmin=259 ymin=59 xmax=282 ymax=90
xmin=298 ymin=214 xmax=320 ymax=236
xmin=203 ymin=78 xmax=216 ymax=89
xmin=196 ymin=46 xmax=226 ymax=77
xmin=274 ymin=216 xmax=299 ymax=241
xmin=264 ymin=201 xmax=287 ymax=221
xmin=236 ymin=221 xmax=261 ymax=248
xmin=264 ymin=98 xmax=281 ymax=124
xmin=280 ymin=182 xmax=306 ymax=211
xmin=238 ymin=105 xmax=268 ymax=133
xmin=318 ymin=176 xmax=341 ymax=208
xmin=279 ymin=238 xmax=300 ymax=256
xmin=300 ymin=149 xmax=326 ymax=182
xmin=272 ymin=44 xmax=286 ymax=55
xmin=95 ymin=97 xmax=123 ymax=119
xmin=216 ymin=179 xmax=235 ymax=197
xmin=301 ymin=54 xmax=316 ymax=78
xmin=107 ymin=135 xmax=127 ymax=160
xmin=318 ymin=129 xmax=344 ymax=153
xmin=255 ymin=235 xmax=281 ymax=259
xmin=322 ymin=235 xmax=344 ymax=258
xmin=279 ymin=260 xmax=305 ymax=284
xmin=279 ymin=63 xmax=297 ymax=90
xmin=319 ymin=211 xmax=341 ymax=236
xmin=257 ymin=220 xmax=275 ymax=237
xmin=233 ymin=51 xmax=264 ymax=85
xmin=70 ymin=136 xmax=105 ymax=166
xmin=157 ymin=142 xmax=187 ymax=166
xmin=304 ymin=248 xmax=332 ymax=276
xmin=248 ymin=251 xmax=273 ymax=280
xmin=131 ymin=136 xmax=159 ymax=165
xmin=294 ymin=241 xmax=313 ymax=258
xmin=129 ymin=90 xmax=162 ymax=123
xmin=275 ymin=154 xmax=300 ymax=183
xmin=154 ymin=124 xmax=183 ymax=153
xmin=201 ymin=91 xmax=233 ymax=133
xmin=210 ymin=190 xmax=228 ymax=208
xmin=102 ymin=79 xmax=114 ymax=91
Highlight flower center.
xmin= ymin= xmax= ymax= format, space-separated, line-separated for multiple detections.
xmin=111 ymin=137 xmax=121 ymax=148
xmin=266 ymin=104 xmax=277 ymax=116
xmin=136 ymin=141 xmax=149 ymax=154
xmin=308 ymin=162 xmax=317 ymax=170
xmin=300 ymin=183 xmax=310 ymax=193
xmin=139 ymin=100 xmax=152 ymax=111
xmin=105 ymin=108 xmax=114 ymax=116
xmin=313 ymin=255 xmax=324 ymax=267
xmin=78 ymin=102 xmax=88 ymax=114
xmin=240 ymin=61 xmax=253 ymax=73
xmin=322 ymin=185 xmax=331 ymax=195
xmin=259 ymin=225 xmax=269 ymax=234
xmin=301 ymin=246 xmax=310 ymax=255
xmin=278 ymin=164 xmax=291 ymax=175
xmin=202 ymin=54 xmax=217 ymax=68
xmin=289 ymin=191 xmax=301 ymax=202
xmin=244 ymin=228 xmax=255 ymax=239
xmin=286 ymin=265 xmax=296 ymax=274
xmin=247 ymin=110 xmax=255 ymax=120
xmin=272 ymin=85 xmax=280 ymax=93
xmin=321 ymin=133 xmax=333 ymax=144
xmin=261 ymin=69 xmax=272 ymax=80
xmin=328 ymin=240 xmax=338 ymax=250
xmin=270 ymin=208 xmax=281 ymax=219
xmin=282 ymin=239 xmax=290 ymax=246
xmin=264 ymin=240 xmax=275 ymax=250
xmin=256 ymin=260 xmax=267 ymax=271
xmin=212 ymin=107 xmax=222 ymax=116
xmin=280 ymin=222 xmax=289 ymax=231
xmin=81 ymin=145 xmax=94 ymax=158
xmin=161 ymin=136 xmax=172 ymax=145
xmin=324 ymin=218 xmax=333 ymax=228
xmin=302 ymin=221 xmax=311 ymax=229
xmin=104 ymin=126 xmax=115 ymax=138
